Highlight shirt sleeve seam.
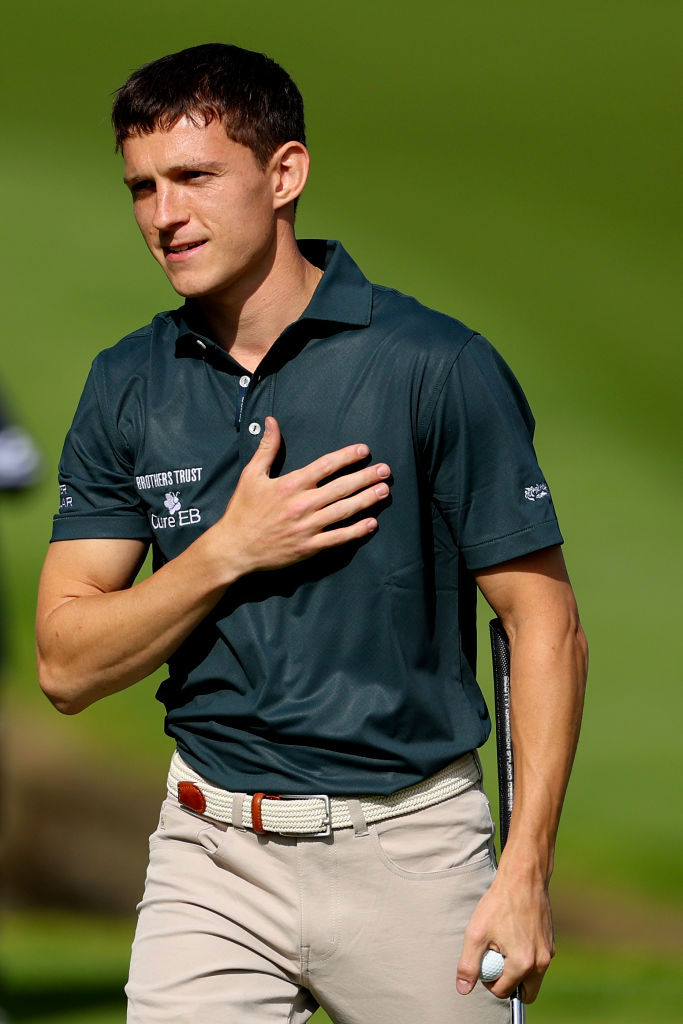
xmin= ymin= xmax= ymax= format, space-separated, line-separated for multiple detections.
xmin=418 ymin=331 xmax=479 ymax=453
xmin=461 ymin=518 xmax=560 ymax=551
xmin=89 ymin=359 xmax=135 ymax=469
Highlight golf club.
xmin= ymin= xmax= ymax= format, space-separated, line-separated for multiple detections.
xmin=486 ymin=617 xmax=526 ymax=1024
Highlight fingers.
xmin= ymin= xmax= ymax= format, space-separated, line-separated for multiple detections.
xmin=315 ymin=460 xmax=391 ymax=507
xmin=457 ymin=934 xmax=488 ymax=996
xmin=247 ymin=416 xmax=374 ymax=488
xmin=289 ymin=466 xmax=390 ymax=552
xmin=294 ymin=454 xmax=390 ymax=543
xmin=313 ymin=515 xmax=382 ymax=549
xmin=293 ymin=441 xmax=374 ymax=488
xmin=246 ymin=420 xmax=390 ymax=522
xmin=231 ymin=424 xmax=391 ymax=570
xmin=247 ymin=420 xmax=387 ymax=499
xmin=459 ymin=940 xmax=551 ymax=1004
xmin=314 ymin=480 xmax=390 ymax=531
xmin=517 ymin=967 xmax=545 ymax=1004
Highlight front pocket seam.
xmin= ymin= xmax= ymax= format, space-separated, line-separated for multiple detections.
xmin=370 ymin=827 xmax=495 ymax=881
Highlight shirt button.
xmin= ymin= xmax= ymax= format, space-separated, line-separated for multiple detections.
xmin=239 ymin=375 xmax=251 ymax=388
xmin=248 ymin=422 xmax=261 ymax=436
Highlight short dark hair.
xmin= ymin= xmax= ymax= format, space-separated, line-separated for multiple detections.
xmin=112 ymin=42 xmax=306 ymax=166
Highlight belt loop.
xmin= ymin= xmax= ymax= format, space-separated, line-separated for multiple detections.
xmin=231 ymin=792 xmax=246 ymax=831
xmin=251 ymin=793 xmax=267 ymax=834
xmin=251 ymin=793 xmax=281 ymax=835
xmin=346 ymin=798 xmax=369 ymax=837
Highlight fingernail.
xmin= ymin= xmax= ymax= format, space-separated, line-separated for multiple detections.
xmin=376 ymin=464 xmax=390 ymax=478
xmin=456 ymin=979 xmax=474 ymax=995
xmin=356 ymin=444 xmax=370 ymax=457
xmin=375 ymin=484 xmax=389 ymax=497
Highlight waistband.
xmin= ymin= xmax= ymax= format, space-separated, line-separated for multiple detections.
xmin=168 ymin=750 xmax=481 ymax=838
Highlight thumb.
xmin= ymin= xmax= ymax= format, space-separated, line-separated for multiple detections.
xmin=250 ymin=416 xmax=281 ymax=475
xmin=456 ymin=940 xmax=484 ymax=996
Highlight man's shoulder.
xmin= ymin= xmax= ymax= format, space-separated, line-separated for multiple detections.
xmin=370 ymin=282 xmax=477 ymax=358
xmin=90 ymin=310 xmax=177 ymax=381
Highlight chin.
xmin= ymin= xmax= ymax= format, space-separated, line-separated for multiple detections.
xmin=164 ymin=274 xmax=213 ymax=299
xmin=169 ymin=283 xmax=202 ymax=299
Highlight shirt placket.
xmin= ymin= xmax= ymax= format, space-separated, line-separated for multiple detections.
xmin=237 ymin=370 xmax=275 ymax=469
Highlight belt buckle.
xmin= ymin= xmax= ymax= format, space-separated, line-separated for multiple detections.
xmin=279 ymin=794 xmax=332 ymax=838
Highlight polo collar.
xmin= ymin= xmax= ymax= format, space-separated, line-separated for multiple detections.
xmin=296 ymin=240 xmax=372 ymax=328
xmin=172 ymin=239 xmax=372 ymax=355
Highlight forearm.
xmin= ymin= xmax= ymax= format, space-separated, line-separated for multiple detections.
xmin=458 ymin=547 xmax=588 ymax=1001
xmin=497 ymin=607 xmax=588 ymax=883
xmin=37 ymin=528 xmax=241 ymax=714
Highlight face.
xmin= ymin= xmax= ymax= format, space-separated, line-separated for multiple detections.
xmin=122 ymin=118 xmax=283 ymax=303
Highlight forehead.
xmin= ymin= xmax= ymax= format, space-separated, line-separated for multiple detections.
xmin=122 ymin=116 xmax=259 ymax=175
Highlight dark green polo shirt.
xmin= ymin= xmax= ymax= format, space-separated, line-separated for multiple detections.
xmin=52 ymin=240 xmax=563 ymax=796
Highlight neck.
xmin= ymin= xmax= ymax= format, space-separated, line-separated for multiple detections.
xmin=196 ymin=227 xmax=322 ymax=372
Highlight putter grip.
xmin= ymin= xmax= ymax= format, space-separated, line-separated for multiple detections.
xmin=489 ymin=618 xmax=514 ymax=850
xmin=489 ymin=619 xmax=527 ymax=1022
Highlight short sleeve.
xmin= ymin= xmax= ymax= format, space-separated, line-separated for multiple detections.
xmin=425 ymin=334 xmax=563 ymax=569
xmin=51 ymin=364 xmax=152 ymax=542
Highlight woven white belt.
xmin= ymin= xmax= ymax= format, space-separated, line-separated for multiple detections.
xmin=168 ymin=749 xmax=481 ymax=837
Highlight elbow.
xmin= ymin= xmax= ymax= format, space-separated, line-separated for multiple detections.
xmin=49 ymin=694 xmax=88 ymax=716
xmin=39 ymin=676 xmax=86 ymax=716
xmin=37 ymin=652 xmax=89 ymax=716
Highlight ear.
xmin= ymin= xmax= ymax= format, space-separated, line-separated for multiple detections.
xmin=269 ymin=141 xmax=310 ymax=211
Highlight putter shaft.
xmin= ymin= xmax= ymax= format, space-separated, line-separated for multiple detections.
xmin=511 ymin=994 xmax=526 ymax=1023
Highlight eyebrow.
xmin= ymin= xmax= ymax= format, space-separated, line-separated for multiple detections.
xmin=123 ymin=161 xmax=226 ymax=187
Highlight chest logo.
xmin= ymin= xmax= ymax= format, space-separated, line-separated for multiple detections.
xmin=164 ymin=491 xmax=182 ymax=513
xmin=151 ymin=490 xmax=201 ymax=531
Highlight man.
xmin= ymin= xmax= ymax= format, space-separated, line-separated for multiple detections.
xmin=36 ymin=43 xmax=587 ymax=1024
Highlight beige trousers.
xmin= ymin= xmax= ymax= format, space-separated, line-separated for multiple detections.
xmin=126 ymin=777 xmax=510 ymax=1024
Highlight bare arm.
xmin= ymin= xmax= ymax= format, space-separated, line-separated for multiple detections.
xmin=37 ymin=417 xmax=391 ymax=714
xmin=456 ymin=545 xmax=588 ymax=1003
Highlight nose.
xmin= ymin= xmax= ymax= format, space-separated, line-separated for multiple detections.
xmin=152 ymin=183 xmax=189 ymax=232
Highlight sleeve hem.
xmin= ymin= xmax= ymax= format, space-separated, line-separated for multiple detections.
xmin=462 ymin=520 xmax=564 ymax=570
xmin=51 ymin=514 xmax=152 ymax=542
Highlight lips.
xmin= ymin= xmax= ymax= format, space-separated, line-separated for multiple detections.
xmin=164 ymin=240 xmax=207 ymax=261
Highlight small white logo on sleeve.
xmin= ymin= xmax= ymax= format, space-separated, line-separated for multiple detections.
xmin=524 ymin=482 xmax=550 ymax=502
xmin=59 ymin=483 xmax=73 ymax=510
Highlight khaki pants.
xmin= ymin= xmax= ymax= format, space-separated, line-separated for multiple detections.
xmin=126 ymin=777 xmax=509 ymax=1024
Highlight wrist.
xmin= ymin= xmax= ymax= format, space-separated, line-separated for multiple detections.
xmin=497 ymin=836 xmax=555 ymax=888
xmin=188 ymin=522 xmax=249 ymax=591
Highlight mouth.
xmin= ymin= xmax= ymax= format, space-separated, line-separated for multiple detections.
xmin=163 ymin=240 xmax=208 ymax=261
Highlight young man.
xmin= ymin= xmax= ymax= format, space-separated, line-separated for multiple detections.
xmin=36 ymin=43 xmax=587 ymax=1024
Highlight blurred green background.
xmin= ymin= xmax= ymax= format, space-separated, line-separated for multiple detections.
xmin=1 ymin=0 xmax=681 ymax=1020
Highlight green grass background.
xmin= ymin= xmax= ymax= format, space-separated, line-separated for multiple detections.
xmin=1 ymin=0 xmax=681 ymax=1020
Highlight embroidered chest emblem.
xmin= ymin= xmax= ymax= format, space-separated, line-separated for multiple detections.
xmin=164 ymin=491 xmax=182 ymax=513
xmin=151 ymin=489 xmax=202 ymax=531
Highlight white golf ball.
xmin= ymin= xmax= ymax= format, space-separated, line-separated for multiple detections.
xmin=480 ymin=949 xmax=505 ymax=982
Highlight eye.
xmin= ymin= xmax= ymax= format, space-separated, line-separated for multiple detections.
xmin=182 ymin=170 xmax=209 ymax=182
xmin=129 ymin=180 xmax=154 ymax=198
